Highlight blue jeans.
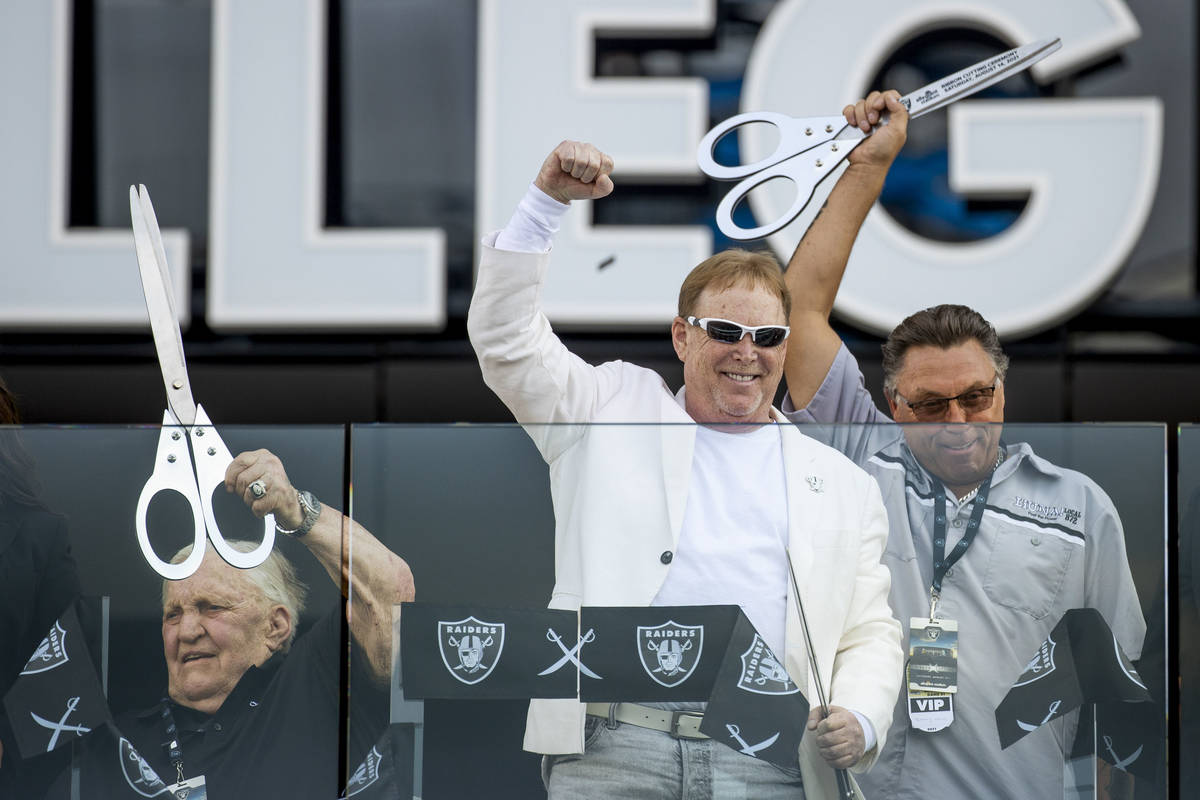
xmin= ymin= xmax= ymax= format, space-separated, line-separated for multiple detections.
xmin=543 ymin=714 xmax=806 ymax=799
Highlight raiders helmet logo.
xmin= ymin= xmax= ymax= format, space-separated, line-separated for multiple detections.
xmin=345 ymin=746 xmax=383 ymax=796
xmin=119 ymin=737 xmax=167 ymax=797
xmin=438 ymin=616 xmax=505 ymax=685
xmin=736 ymin=634 xmax=799 ymax=696
xmin=1013 ymin=635 xmax=1057 ymax=687
xmin=637 ymin=621 xmax=703 ymax=688
xmin=21 ymin=621 xmax=70 ymax=675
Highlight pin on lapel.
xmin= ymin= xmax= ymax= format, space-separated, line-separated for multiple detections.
xmin=805 ymin=475 xmax=824 ymax=493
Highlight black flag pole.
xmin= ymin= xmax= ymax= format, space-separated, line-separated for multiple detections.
xmin=786 ymin=548 xmax=859 ymax=800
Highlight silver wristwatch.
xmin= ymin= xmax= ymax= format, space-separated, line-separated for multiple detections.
xmin=275 ymin=490 xmax=321 ymax=537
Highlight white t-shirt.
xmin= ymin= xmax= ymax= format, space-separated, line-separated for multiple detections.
xmin=651 ymin=423 xmax=789 ymax=657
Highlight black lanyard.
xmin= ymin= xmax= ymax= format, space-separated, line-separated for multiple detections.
xmin=160 ymin=698 xmax=186 ymax=784
xmin=929 ymin=477 xmax=992 ymax=615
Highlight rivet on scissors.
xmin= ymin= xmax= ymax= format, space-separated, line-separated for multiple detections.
xmin=171 ymin=431 xmax=181 ymax=441
xmin=825 ymin=124 xmax=833 ymax=133
xmin=195 ymin=428 xmax=205 ymax=437
xmin=167 ymin=454 xmax=177 ymax=463
xmin=831 ymin=143 xmax=838 ymax=152
xmin=172 ymin=380 xmax=183 ymax=390
xmin=815 ymin=159 xmax=823 ymax=168
xmin=805 ymin=127 xmax=812 ymax=135
xmin=207 ymin=447 xmax=216 ymax=456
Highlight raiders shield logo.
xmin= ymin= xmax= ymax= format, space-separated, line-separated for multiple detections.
xmin=119 ymin=736 xmax=168 ymax=797
xmin=637 ymin=621 xmax=703 ymax=688
xmin=438 ymin=616 xmax=505 ymax=685
xmin=345 ymin=746 xmax=383 ymax=796
xmin=736 ymin=634 xmax=799 ymax=696
xmin=1013 ymin=635 xmax=1057 ymax=687
xmin=21 ymin=621 xmax=69 ymax=675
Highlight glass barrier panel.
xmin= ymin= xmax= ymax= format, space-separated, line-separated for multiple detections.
xmin=349 ymin=422 xmax=1169 ymax=800
xmin=0 ymin=425 xmax=348 ymax=800
xmin=1179 ymin=424 xmax=1200 ymax=796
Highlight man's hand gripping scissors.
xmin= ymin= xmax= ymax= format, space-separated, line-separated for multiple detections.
xmin=130 ymin=185 xmax=275 ymax=580
xmin=697 ymin=38 xmax=1062 ymax=241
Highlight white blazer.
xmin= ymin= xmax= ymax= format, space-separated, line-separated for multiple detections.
xmin=467 ymin=236 xmax=902 ymax=799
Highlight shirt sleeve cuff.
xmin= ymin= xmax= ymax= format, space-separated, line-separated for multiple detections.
xmin=494 ymin=183 xmax=570 ymax=253
xmin=851 ymin=710 xmax=878 ymax=753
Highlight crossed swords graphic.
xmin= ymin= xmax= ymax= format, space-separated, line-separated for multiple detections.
xmin=539 ymin=628 xmax=602 ymax=679
xmin=31 ymin=696 xmax=91 ymax=752
xmin=726 ymin=723 xmax=779 ymax=757
xmin=1016 ymin=699 xmax=1063 ymax=732
xmin=1103 ymin=735 xmax=1143 ymax=771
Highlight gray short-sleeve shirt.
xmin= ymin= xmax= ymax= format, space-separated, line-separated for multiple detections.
xmin=784 ymin=345 xmax=1146 ymax=799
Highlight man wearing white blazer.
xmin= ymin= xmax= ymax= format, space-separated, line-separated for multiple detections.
xmin=468 ymin=134 xmax=904 ymax=799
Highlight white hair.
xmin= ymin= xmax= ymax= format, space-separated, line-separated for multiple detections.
xmin=163 ymin=541 xmax=309 ymax=651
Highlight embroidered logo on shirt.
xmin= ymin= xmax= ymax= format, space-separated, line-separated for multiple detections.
xmin=438 ymin=616 xmax=505 ymax=685
xmin=1012 ymin=496 xmax=1081 ymax=524
xmin=20 ymin=621 xmax=70 ymax=675
xmin=638 ymin=621 xmax=703 ymax=687
xmin=735 ymin=634 xmax=799 ymax=696
xmin=119 ymin=736 xmax=167 ymax=797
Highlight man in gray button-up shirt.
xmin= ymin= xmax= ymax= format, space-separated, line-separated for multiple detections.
xmin=778 ymin=90 xmax=1147 ymax=799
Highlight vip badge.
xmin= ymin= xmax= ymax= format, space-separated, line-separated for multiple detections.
xmin=119 ymin=736 xmax=167 ymax=798
xmin=21 ymin=621 xmax=69 ymax=675
xmin=637 ymin=620 xmax=703 ymax=687
xmin=1013 ymin=635 xmax=1056 ymax=687
xmin=736 ymin=634 xmax=798 ymax=696
xmin=438 ymin=616 xmax=505 ymax=685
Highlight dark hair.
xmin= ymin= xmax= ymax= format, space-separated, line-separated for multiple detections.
xmin=677 ymin=249 xmax=791 ymax=320
xmin=881 ymin=304 xmax=1010 ymax=397
xmin=0 ymin=376 xmax=46 ymax=508
xmin=0 ymin=376 xmax=19 ymax=425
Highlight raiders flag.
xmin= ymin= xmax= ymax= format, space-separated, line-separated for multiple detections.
xmin=995 ymin=608 xmax=1156 ymax=756
xmin=399 ymin=604 xmax=578 ymax=699
xmin=700 ymin=612 xmax=809 ymax=770
xmin=579 ymin=605 xmax=739 ymax=702
xmin=4 ymin=600 xmax=112 ymax=759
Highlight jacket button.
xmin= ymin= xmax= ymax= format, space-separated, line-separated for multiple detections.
xmin=660 ymin=551 xmax=673 ymax=564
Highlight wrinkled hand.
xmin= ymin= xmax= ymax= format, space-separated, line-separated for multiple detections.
xmin=807 ymin=705 xmax=866 ymax=769
xmin=843 ymin=90 xmax=908 ymax=171
xmin=535 ymin=140 xmax=615 ymax=204
xmin=225 ymin=449 xmax=302 ymax=529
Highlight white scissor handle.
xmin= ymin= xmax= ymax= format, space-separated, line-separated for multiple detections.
xmin=190 ymin=404 xmax=276 ymax=570
xmin=136 ymin=405 xmax=275 ymax=579
xmin=713 ymin=137 xmax=864 ymax=241
xmin=697 ymin=111 xmax=849 ymax=180
xmin=136 ymin=410 xmax=207 ymax=581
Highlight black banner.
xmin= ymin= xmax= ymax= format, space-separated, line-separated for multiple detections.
xmin=3 ymin=600 xmax=111 ymax=759
xmin=701 ymin=612 xmax=809 ymax=768
xmin=995 ymin=608 xmax=1156 ymax=760
xmin=399 ymin=604 xmax=578 ymax=699
xmin=399 ymin=603 xmax=811 ymax=770
xmin=578 ymin=605 xmax=739 ymax=703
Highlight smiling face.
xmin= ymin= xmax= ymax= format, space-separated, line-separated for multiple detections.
xmin=885 ymin=339 xmax=1006 ymax=496
xmin=672 ymin=282 xmax=787 ymax=425
xmin=162 ymin=550 xmax=290 ymax=714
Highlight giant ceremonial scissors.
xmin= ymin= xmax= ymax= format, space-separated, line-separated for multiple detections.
xmin=698 ymin=37 xmax=1062 ymax=240
xmin=130 ymin=185 xmax=274 ymax=580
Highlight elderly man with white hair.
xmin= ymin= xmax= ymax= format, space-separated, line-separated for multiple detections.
xmin=54 ymin=449 xmax=414 ymax=800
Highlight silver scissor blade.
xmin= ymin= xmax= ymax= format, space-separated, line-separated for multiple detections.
xmin=130 ymin=185 xmax=196 ymax=426
xmin=901 ymin=38 xmax=1062 ymax=121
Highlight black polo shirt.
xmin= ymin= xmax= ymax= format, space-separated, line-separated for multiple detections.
xmin=53 ymin=610 xmax=389 ymax=799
